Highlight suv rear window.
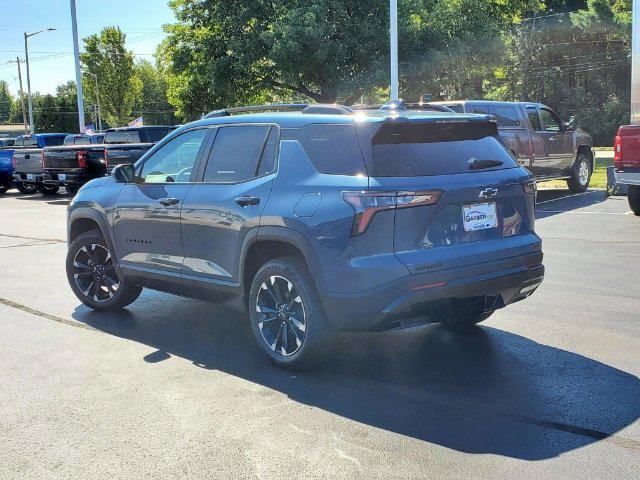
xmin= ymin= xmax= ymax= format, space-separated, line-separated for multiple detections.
xmin=296 ymin=124 xmax=365 ymax=175
xmin=359 ymin=121 xmax=518 ymax=177
xmin=104 ymin=130 xmax=141 ymax=144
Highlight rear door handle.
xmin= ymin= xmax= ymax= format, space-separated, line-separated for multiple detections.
xmin=235 ymin=196 xmax=260 ymax=207
xmin=158 ymin=197 xmax=180 ymax=207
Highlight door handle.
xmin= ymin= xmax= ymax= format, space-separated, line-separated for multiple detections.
xmin=158 ymin=197 xmax=180 ymax=207
xmin=235 ymin=196 xmax=260 ymax=207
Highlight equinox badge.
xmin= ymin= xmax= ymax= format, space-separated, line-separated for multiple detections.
xmin=479 ymin=187 xmax=498 ymax=199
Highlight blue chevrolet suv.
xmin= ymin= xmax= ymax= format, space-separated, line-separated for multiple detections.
xmin=66 ymin=102 xmax=544 ymax=368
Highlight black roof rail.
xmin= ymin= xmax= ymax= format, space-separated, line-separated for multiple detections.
xmin=351 ymin=102 xmax=454 ymax=113
xmin=301 ymin=104 xmax=353 ymax=115
xmin=204 ymin=103 xmax=309 ymax=118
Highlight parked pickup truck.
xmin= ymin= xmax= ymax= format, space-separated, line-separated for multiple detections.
xmin=42 ymin=126 xmax=172 ymax=194
xmin=431 ymin=100 xmax=594 ymax=192
xmin=613 ymin=125 xmax=640 ymax=215
xmin=0 ymin=149 xmax=13 ymax=194
xmin=11 ymin=133 xmax=70 ymax=195
xmin=41 ymin=133 xmax=105 ymax=195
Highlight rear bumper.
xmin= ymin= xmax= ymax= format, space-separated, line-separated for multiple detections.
xmin=320 ymin=252 xmax=544 ymax=332
xmin=13 ymin=173 xmax=43 ymax=184
xmin=615 ymin=169 xmax=640 ymax=186
xmin=42 ymin=172 xmax=91 ymax=186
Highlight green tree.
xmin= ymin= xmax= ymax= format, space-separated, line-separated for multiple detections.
xmin=133 ymin=60 xmax=176 ymax=125
xmin=81 ymin=26 xmax=141 ymax=126
xmin=0 ymin=81 xmax=14 ymax=123
xmin=160 ymin=0 xmax=542 ymax=119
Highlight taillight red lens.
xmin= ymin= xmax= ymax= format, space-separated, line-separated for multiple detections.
xmin=40 ymin=152 xmax=45 ymax=169
xmin=103 ymin=148 xmax=108 ymax=167
xmin=342 ymin=190 xmax=442 ymax=237
xmin=11 ymin=155 xmax=17 ymax=169
xmin=613 ymin=135 xmax=622 ymax=169
xmin=76 ymin=150 xmax=88 ymax=169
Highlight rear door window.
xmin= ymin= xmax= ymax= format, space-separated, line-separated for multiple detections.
xmin=297 ymin=124 xmax=366 ymax=175
xmin=203 ymin=125 xmax=271 ymax=183
xmin=526 ymin=107 xmax=543 ymax=131
xmin=358 ymin=121 xmax=518 ymax=177
xmin=470 ymin=104 xmax=490 ymax=114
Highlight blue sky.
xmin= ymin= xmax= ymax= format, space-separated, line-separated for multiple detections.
xmin=0 ymin=0 xmax=176 ymax=96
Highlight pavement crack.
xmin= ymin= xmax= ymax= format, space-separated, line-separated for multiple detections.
xmin=0 ymin=233 xmax=65 ymax=243
xmin=0 ymin=297 xmax=95 ymax=332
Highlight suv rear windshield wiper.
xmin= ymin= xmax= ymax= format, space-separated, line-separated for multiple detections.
xmin=468 ymin=158 xmax=503 ymax=170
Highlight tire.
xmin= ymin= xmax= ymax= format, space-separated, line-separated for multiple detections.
xmin=66 ymin=229 xmax=142 ymax=311
xmin=629 ymin=185 xmax=640 ymax=216
xmin=38 ymin=184 xmax=60 ymax=195
xmin=0 ymin=183 xmax=8 ymax=194
xmin=567 ymin=153 xmax=591 ymax=193
xmin=65 ymin=184 xmax=80 ymax=195
xmin=249 ymin=257 xmax=331 ymax=369
xmin=16 ymin=182 xmax=38 ymax=194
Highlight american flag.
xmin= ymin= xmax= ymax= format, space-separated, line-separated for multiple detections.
xmin=128 ymin=117 xmax=144 ymax=127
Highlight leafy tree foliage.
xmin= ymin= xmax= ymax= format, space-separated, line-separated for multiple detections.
xmin=0 ymin=81 xmax=14 ymax=123
xmin=81 ymin=27 xmax=141 ymax=126
xmin=132 ymin=60 xmax=176 ymax=125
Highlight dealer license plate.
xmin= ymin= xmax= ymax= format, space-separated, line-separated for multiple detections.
xmin=463 ymin=202 xmax=498 ymax=232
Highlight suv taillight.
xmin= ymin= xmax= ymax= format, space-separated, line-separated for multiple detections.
xmin=614 ymin=134 xmax=622 ymax=170
xmin=103 ymin=148 xmax=109 ymax=168
xmin=523 ymin=179 xmax=537 ymax=195
xmin=11 ymin=154 xmax=17 ymax=169
xmin=40 ymin=151 xmax=45 ymax=169
xmin=76 ymin=150 xmax=88 ymax=169
xmin=342 ymin=190 xmax=442 ymax=237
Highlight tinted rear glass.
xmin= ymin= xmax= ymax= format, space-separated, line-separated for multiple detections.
xmin=64 ymin=136 xmax=90 ymax=146
xmin=43 ymin=136 xmax=66 ymax=147
xmin=489 ymin=105 xmax=521 ymax=127
xmin=104 ymin=130 xmax=141 ymax=144
xmin=440 ymin=104 xmax=464 ymax=113
xmin=141 ymin=128 xmax=171 ymax=143
xmin=296 ymin=124 xmax=365 ymax=175
xmin=361 ymin=121 xmax=518 ymax=177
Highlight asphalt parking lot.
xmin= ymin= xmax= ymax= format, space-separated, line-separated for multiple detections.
xmin=0 ymin=187 xmax=639 ymax=479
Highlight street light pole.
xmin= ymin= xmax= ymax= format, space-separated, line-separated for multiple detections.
xmin=84 ymin=71 xmax=101 ymax=132
xmin=24 ymin=28 xmax=56 ymax=134
xmin=7 ymin=58 xmax=28 ymax=134
xmin=70 ymin=0 xmax=86 ymax=132
xmin=390 ymin=0 xmax=399 ymax=101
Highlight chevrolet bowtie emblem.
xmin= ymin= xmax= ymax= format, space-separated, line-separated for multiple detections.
xmin=479 ymin=188 xmax=498 ymax=199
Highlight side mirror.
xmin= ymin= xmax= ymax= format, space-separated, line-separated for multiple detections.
xmin=112 ymin=164 xmax=135 ymax=183
xmin=564 ymin=116 xmax=577 ymax=131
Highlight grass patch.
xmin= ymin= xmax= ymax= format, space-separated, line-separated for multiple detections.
xmin=537 ymin=156 xmax=612 ymax=190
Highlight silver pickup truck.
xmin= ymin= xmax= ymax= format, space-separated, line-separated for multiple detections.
xmin=432 ymin=100 xmax=594 ymax=192
xmin=11 ymin=133 xmax=70 ymax=195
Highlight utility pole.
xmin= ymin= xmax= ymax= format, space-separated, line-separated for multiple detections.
xmin=84 ymin=70 xmax=101 ymax=132
xmin=8 ymin=58 xmax=28 ymax=134
xmin=632 ymin=0 xmax=640 ymax=124
xmin=70 ymin=0 xmax=86 ymax=132
xmin=24 ymin=27 xmax=56 ymax=134
xmin=390 ymin=0 xmax=399 ymax=100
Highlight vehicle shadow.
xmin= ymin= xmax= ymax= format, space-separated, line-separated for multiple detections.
xmin=72 ymin=294 xmax=640 ymax=460
xmin=535 ymin=189 xmax=607 ymax=219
